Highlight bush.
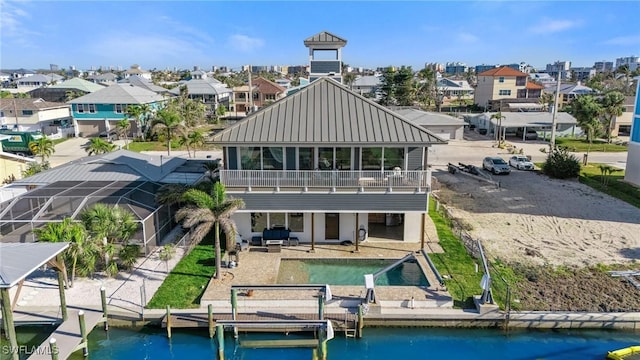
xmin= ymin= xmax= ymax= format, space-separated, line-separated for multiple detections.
xmin=541 ymin=147 xmax=581 ymax=179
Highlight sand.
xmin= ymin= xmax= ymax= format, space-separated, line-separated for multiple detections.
xmin=433 ymin=169 xmax=640 ymax=267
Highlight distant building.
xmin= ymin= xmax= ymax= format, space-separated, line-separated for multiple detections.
xmin=287 ymin=65 xmax=306 ymax=75
xmin=570 ymin=67 xmax=596 ymax=81
xmin=251 ymin=65 xmax=270 ymax=73
xmin=445 ymin=62 xmax=467 ymax=75
xmin=475 ymin=64 xmax=498 ymax=74
xmin=124 ymin=64 xmax=152 ymax=80
xmin=50 ymin=64 xmax=59 ymax=71
xmin=425 ymin=63 xmax=445 ymax=73
xmin=616 ymin=56 xmax=639 ymax=71
xmin=474 ymin=66 xmax=543 ymax=111
xmin=545 ymin=61 xmax=572 ymax=80
xmin=594 ymin=60 xmax=613 ymax=73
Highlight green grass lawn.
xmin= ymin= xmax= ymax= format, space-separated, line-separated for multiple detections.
xmin=579 ymin=164 xmax=640 ymax=208
xmin=127 ymin=140 xmax=220 ymax=153
xmin=52 ymin=138 xmax=69 ymax=145
xmin=147 ymin=239 xmax=218 ymax=309
xmin=554 ymin=137 xmax=628 ymax=152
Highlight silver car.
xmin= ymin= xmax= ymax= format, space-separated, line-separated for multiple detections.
xmin=509 ymin=155 xmax=534 ymax=170
xmin=482 ymin=157 xmax=511 ymax=175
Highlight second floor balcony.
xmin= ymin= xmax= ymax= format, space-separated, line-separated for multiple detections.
xmin=219 ymin=169 xmax=431 ymax=193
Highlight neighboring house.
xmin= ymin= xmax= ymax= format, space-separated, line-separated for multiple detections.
xmin=392 ymin=108 xmax=466 ymax=140
xmin=437 ymin=78 xmax=474 ymax=101
xmin=474 ymin=66 xmax=543 ymax=111
xmin=169 ymin=77 xmax=232 ymax=112
xmin=611 ymin=96 xmax=635 ymax=137
xmin=465 ymin=112 xmax=579 ymax=140
xmin=546 ymin=82 xmax=597 ymax=109
xmin=529 ymin=73 xmax=556 ymax=85
xmin=119 ymin=75 xmax=171 ymax=95
xmin=212 ymin=77 xmax=447 ymax=245
xmin=123 ymin=64 xmax=152 ymax=80
xmin=275 ymin=78 xmax=292 ymax=89
xmin=0 ymin=150 xmax=37 ymax=185
xmin=0 ymin=72 xmax=11 ymax=84
xmin=232 ymin=77 xmax=286 ymax=114
xmin=28 ymin=77 xmax=104 ymax=102
xmin=68 ymin=84 xmax=165 ymax=137
xmin=3 ymin=68 xmax=36 ymax=82
xmin=0 ymin=98 xmax=72 ymax=133
xmin=86 ymin=72 xmax=119 ymax=85
xmin=625 ymin=77 xmax=640 ymax=186
xmin=15 ymin=74 xmax=63 ymax=89
xmin=351 ymin=75 xmax=382 ymax=98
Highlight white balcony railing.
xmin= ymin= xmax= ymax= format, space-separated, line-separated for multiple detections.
xmin=219 ymin=170 xmax=431 ymax=192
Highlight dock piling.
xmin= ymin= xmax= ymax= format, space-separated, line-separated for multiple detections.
xmin=231 ymin=289 xmax=238 ymax=339
xmin=208 ymin=304 xmax=214 ymax=338
xmin=357 ymin=304 xmax=364 ymax=338
xmin=49 ymin=338 xmax=58 ymax=360
xmin=166 ymin=305 xmax=172 ymax=339
xmin=100 ymin=287 xmax=108 ymax=331
xmin=216 ymin=324 xmax=225 ymax=360
xmin=78 ymin=311 xmax=88 ymax=356
xmin=56 ymin=267 xmax=67 ymax=321
xmin=318 ymin=294 xmax=325 ymax=320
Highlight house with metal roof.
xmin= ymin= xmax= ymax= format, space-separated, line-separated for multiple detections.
xmin=437 ymin=78 xmax=474 ymax=100
xmin=15 ymin=74 xmax=63 ymax=89
xmin=212 ymin=77 xmax=447 ymax=245
xmin=392 ymin=108 xmax=466 ymax=140
xmin=169 ymin=77 xmax=232 ymax=112
xmin=119 ymin=75 xmax=171 ymax=95
xmin=86 ymin=72 xmax=119 ymax=86
xmin=68 ymin=83 xmax=166 ymax=137
xmin=28 ymin=77 xmax=105 ymax=103
xmin=465 ymin=111 xmax=579 ymax=141
xmin=304 ymin=31 xmax=347 ymax=83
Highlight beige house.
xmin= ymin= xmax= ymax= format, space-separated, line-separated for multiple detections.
xmin=474 ymin=66 xmax=543 ymax=111
xmin=0 ymin=151 xmax=36 ymax=184
xmin=0 ymin=98 xmax=72 ymax=133
xmin=611 ymin=96 xmax=635 ymax=137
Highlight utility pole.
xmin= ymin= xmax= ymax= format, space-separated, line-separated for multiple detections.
xmin=248 ymin=66 xmax=254 ymax=114
xmin=549 ymin=64 xmax=562 ymax=151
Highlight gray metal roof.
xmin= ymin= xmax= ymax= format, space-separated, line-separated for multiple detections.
xmin=470 ymin=112 xmax=578 ymax=127
xmin=169 ymin=79 xmax=231 ymax=96
xmin=0 ymin=242 xmax=69 ymax=288
xmin=304 ymin=31 xmax=347 ymax=46
xmin=119 ymin=75 xmax=169 ymax=94
xmin=11 ymin=150 xmax=189 ymax=185
xmin=353 ymin=75 xmax=381 ymax=87
xmin=48 ymin=77 xmax=105 ymax=92
xmin=394 ymin=109 xmax=467 ymax=126
xmin=213 ymin=78 xmax=447 ymax=146
xmin=69 ymin=84 xmax=165 ymax=104
xmin=232 ymin=192 xmax=428 ymax=212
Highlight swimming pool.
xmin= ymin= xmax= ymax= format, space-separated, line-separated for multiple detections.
xmin=276 ymin=258 xmax=429 ymax=286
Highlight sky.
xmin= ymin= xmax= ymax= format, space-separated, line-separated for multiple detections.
xmin=1 ymin=0 xmax=640 ymax=72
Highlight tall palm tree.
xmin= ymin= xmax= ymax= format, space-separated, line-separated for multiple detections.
xmin=157 ymin=182 xmax=244 ymax=279
xmin=85 ymin=137 xmax=117 ymax=156
xmin=188 ymin=130 xmax=205 ymax=158
xmin=116 ymin=118 xmax=131 ymax=150
xmin=599 ymin=91 xmax=625 ymax=143
xmin=203 ymin=161 xmax=220 ymax=183
xmin=126 ymin=104 xmax=153 ymax=140
xmin=151 ymin=108 xmax=184 ymax=156
xmin=490 ymin=112 xmax=506 ymax=144
xmin=343 ymin=73 xmax=356 ymax=90
xmin=28 ymin=135 xmax=55 ymax=164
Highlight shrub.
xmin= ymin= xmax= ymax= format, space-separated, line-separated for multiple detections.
xmin=541 ymin=147 xmax=581 ymax=179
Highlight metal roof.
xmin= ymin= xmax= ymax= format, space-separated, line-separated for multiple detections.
xmin=169 ymin=79 xmax=231 ymax=96
xmin=48 ymin=77 xmax=104 ymax=92
xmin=213 ymin=77 xmax=447 ymax=146
xmin=393 ymin=109 xmax=466 ymax=126
xmin=0 ymin=242 xmax=69 ymax=288
xmin=69 ymin=84 xmax=165 ymax=104
xmin=470 ymin=112 xmax=578 ymax=127
xmin=304 ymin=31 xmax=347 ymax=46
xmin=119 ymin=75 xmax=169 ymax=94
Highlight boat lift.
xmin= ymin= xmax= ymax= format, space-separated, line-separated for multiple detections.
xmin=364 ymin=253 xmax=416 ymax=304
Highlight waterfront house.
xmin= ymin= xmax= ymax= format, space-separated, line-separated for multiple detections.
xmin=212 ymin=77 xmax=447 ymax=245
xmin=68 ymin=83 xmax=165 ymax=137
xmin=169 ymin=76 xmax=232 ymax=113
xmin=474 ymin=66 xmax=543 ymax=111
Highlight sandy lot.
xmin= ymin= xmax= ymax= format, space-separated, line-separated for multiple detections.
xmin=433 ymin=169 xmax=640 ymax=267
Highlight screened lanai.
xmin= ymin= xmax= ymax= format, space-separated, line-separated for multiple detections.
xmin=0 ymin=180 xmax=174 ymax=253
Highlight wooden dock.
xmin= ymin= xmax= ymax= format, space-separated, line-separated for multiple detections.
xmin=27 ymin=309 xmax=105 ymax=360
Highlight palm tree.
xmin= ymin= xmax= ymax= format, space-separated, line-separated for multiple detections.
xmin=85 ymin=137 xmax=117 ymax=156
xmin=126 ymin=104 xmax=153 ymax=140
xmin=343 ymin=73 xmax=356 ymax=90
xmin=490 ymin=112 xmax=506 ymax=144
xmin=157 ymin=182 xmax=244 ymax=279
xmin=28 ymin=135 xmax=55 ymax=164
xmin=188 ymin=130 xmax=205 ymax=158
xmin=538 ymin=92 xmax=555 ymax=112
xmin=116 ymin=118 xmax=131 ymax=150
xmin=599 ymin=91 xmax=625 ymax=143
xmin=203 ymin=161 xmax=220 ymax=183
xmin=151 ymin=108 xmax=184 ymax=156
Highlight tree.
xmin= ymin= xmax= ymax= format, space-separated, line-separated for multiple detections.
xmin=151 ymin=108 xmax=184 ymax=156
xmin=22 ymin=161 xmax=50 ymax=177
xmin=343 ymin=73 xmax=356 ymax=90
xmin=571 ymin=95 xmax=603 ymax=159
xmin=203 ymin=161 xmax=220 ymax=183
xmin=168 ymin=85 xmax=206 ymax=127
xmin=538 ymin=92 xmax=555 ymax=112
xmin=126 ymin=104 xmax=153 ymax=140
xmin=188 ymin=130 xmax=205 ymax=158
xmin=157 ymin=182 xmax=244 ymax=279
xmin=490 ymin=112 xmax=506 ymax=144
xmin=415 ymin=67 xmax=436 ymax=110
xmin=85 ymin=137 xmax=117 ymax=156
xmin=28 ymin=135 xmax=55 ymax=164
xmin=599 ymin=91 xmax=625 ymax=143
xmin=116 ymin=119 xmax=131 ymax=149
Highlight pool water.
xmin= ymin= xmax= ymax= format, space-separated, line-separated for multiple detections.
xmin=277 ymin=258 xmax=429 ymax=286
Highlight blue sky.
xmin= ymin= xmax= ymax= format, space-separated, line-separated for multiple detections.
xmin=2 ymin=0 xmax=639 ymax=71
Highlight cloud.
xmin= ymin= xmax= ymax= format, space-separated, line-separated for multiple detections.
xmin=156 ymin=15 xmax=215 ymax=46
xmin=529 ymin=18 xmax=580 ymax=34
xmin=0 ymin=0 xmax=40 ymax=47
xmin=228 ymin=34 xmax=264 ymax=52
xmin=604 ymin=35 xmax=640 ymax=46
xmin=457 ymin=32 xmax=478 ymax=43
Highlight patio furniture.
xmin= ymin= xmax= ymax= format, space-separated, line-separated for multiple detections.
xmin=266 ymin=240 xmax=283 ymax=253
xmin=253 ymin=227 xmax=299 ymax=246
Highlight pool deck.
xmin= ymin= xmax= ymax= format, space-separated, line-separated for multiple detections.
xmin=200 ymin=241 xmax=454 ymax=314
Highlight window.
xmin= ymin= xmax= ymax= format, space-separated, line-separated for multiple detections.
xmin=240 ymin=147 xmax=261 ymax=170
xmin=251 ymin=213 xmax=267 ymax=232
xmin=498 ymin=77 xmax=505 ymax=83
xmin=288 ymin=213 xmax=304 ymax=232
xmin=335 ymin=148 xmax=351 ymax=170
xmin=383 ymin=147 xmax=405 ymax=170
xmin=21 ymin=110 xmax=34 ymax=116
xmin=361 ymin=147 xmax=383 ymax=170
xmin=516 ymin=77 xmax=526 ymax=86
xmin=262 ymin=147 xmax=283 ymax=170
xmin=88 ymin=104 xmax=96 ymax=113
xmin=114 ymin=104 xmax=124 ymax=114
xmin=265 ymin=94 xmax=276 ymax=101
xmin=269 ymin=213 xmax=286 ymax=228
xmin=318 ymin=147 xmax=334 ymax=170
xmin=299 ymin=148 xmax=314 ymax=170
xmin=499 ymin=90 xmax=511 ymax=96
xmin=76 ymin=104 xmax=86 ymax=113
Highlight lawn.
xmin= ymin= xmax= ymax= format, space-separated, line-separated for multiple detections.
xmin=127 ymin=140 xmax=220 ymax=153
xmin=146 ymin=238 xmax=218 ymax=309
xmin=579 ymin=164 xmax=640 ymax=208
xmin=554 ymin=137 xmax=628 ymax=152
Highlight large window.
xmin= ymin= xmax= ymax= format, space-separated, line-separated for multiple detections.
xmin=361 ymin=148 xmax=383 ymax=170
xmin=262 ymin=147 xmax=283 ymax=170
xmin=251 ymin=212 xmax=267 ymax=232
xmin=299 ymin=148 xmax=314 ymax=170
xmin=240 ymin=147 xmax=261 ymax=170
xmin=269 ymin=213 xmax=286 ymax=228
xmin=288 ymin=213 xmax=304 ymax=232
xmin=335 ymin=148 xmax=351 ymax=170
xmin=318 ymin=147 xmax=334 ymax=170
xmin=252 ymin=212 xmax=303 ymax=232
xmin=383 ymin=148 xmax=405 ymax=170
xmin=498 ymin=89 xmax=511 ymax=96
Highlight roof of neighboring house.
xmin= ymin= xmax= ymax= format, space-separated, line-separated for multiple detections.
xmin=0 ymin=98 xmax=70 ymax=111
xmin=119 ymin=75 xmax=169 ymax=94
xmin=437 ymin=78 xmax=473 ymax=90
xmin=525 ymin=82 xmax=545 ymax=90
xmin=15 ymin=74 xmax=56 ymax=84
xmin=472 ymin=112 xmax=577 ymax=127
xmin=393 ymin=108 xmax=466 ymax=126
xmin=304 ymin=31 xmax=347 ymax=46
xmin=213 ymin=77 xmax=447 ymax=146
xmin=10 ymin=150 xmax=204 ymax=185
xmin=252 ymin=77 xmax=286 ymax=95
xmin=478 ymin=66 xmax=528 ymax=77
xmin=69 ymin=83 xmax=165 ymax=104
xmin=353 ymin=75 xmax=382 ymax=87
xmin=0 ymin=243 xmax=69 ymax=288
xmin=87 ymin=73 xmax=118 ymax=81
xmin=48 ymin=77 xmax=105 ymax=92
xmin=556 ymin=83 xmax=595 ymax=95
xmin=170 ymin=78 xmax=231 ymax=96
xmin=0 ymin=151 xmax=37 ymax=163
xmin=125 ymin=65 xmax=150 ymax=75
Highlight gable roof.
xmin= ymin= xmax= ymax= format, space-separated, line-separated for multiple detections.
xmin=48 ymin=77 xmax=105 ymax=92
xmin=304 ymin=31 xmax=347 ymax=47
xmin=16 ymin=74 xmax=55 ymax=84
xmin=170 ymin=78 xmax=231 ymax=96
xmin=120 ymin=75 xmax=169 ymax=94
xmin=69 ymin=83 xmax=165 ymax=104
xmin=478 ymin=66 xmax=528 ymax=77
xmin=525 ymin=82 xmax=545 ymax=90
xmin=437 ymin=78 xmax=473 ymax=90
xmin=213 ymin=77 xmax=446 ymax=145
xmin=394 ymin=108 xmax=466 ymax=126
xmin=0 ymin=243 xmax=69 ymax=288
xmin=253 ymin=77 xmax=286 ymax=95
xmin=0 ymin=98 xmax=69 ymax=111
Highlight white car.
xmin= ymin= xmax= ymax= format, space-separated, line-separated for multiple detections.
xmin=509 ymin=155 xmax=534 ymax=170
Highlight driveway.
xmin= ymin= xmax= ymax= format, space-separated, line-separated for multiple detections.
xmin=50 ymin=137 xmax=90 ymax=167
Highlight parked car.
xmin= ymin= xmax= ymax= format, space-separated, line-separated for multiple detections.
xmin=98 ymin=130 xmax=117 ymax=142
xmin=515 ymin=128 xmax=538 ymax=140
xmin=482 ymin=157 xmax=511 ymax=175
xmin=509 ymin=155 xmax=535 ymax=170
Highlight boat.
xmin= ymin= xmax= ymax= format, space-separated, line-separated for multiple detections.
xmin=607 ymin=346 xmax=640 ymax=360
